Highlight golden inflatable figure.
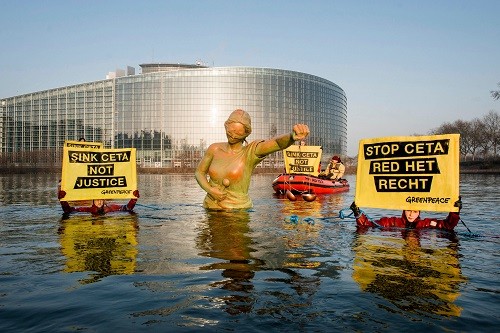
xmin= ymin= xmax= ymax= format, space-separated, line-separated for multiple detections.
xmin=195 ymin=109 xmax=309 ymax=210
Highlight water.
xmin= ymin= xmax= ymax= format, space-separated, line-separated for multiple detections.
xmin=0 ymin=173 xmax=499 ymax=332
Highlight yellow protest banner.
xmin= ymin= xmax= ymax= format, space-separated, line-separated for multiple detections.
xmin=64 ymin=140 xmax=103 ymax=149
xmin=355 ymin=134 xmax=460 ymax=212
xmin=283 ymin=145 xmax=322 ymax=176
xmin=60 ymin=146 xmax=137 ymax=201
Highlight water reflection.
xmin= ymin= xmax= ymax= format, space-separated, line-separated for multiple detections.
xmin=58 ymin=214 xmax=139 ymax=284
xmin=277 ymin=197 xmax=324 ymax=269
xmin=196 ymin=210 xmax=261 ymax=314
xmin=352 ymin=229 xmax=466 ymax=316
xmin=196 ymin=209 xmax=322 ymax=315
xmin=0 ymin=173 xmax=59 ymax=205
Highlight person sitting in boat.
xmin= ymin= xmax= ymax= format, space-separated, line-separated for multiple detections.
xmin=58 ymin=190 xmax=140 ymax=216
xmin=319 ymin=155 xmax=345 ymax=181
xmin=349 ymin=198 xmax=462 ymax=231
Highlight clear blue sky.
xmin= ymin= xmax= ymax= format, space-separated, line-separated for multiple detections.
xmin=1 ymin=0 xmax=498 ymax=156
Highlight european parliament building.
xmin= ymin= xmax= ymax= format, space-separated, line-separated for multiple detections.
xmin=0 ymin=63 xmax=347 ymax=170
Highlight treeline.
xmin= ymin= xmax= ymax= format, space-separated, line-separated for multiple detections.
xmin=430 ymin=110 xmax=499 ymax=161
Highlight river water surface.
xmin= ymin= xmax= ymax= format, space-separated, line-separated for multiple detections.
xmin=0 ymin=173 xmax=499 ymax=332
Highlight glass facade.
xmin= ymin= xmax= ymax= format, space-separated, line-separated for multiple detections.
xmin=0 ymin=66 xmax=347 ymax=169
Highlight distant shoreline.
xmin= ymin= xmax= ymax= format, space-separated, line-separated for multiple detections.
xmin=0 ymin=160 xmax=499 ymax=175
xmin=459 ymin=168 xmax=500 ymax=174
xmin=458 ymin=160 xmax=500 ymax=174
xmin=0 ymin=166 xmax=499 ymax=175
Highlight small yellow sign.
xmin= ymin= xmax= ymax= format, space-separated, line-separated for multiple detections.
xmin=60 ymin=146 xmax=137 ymax=201
xmin=355 ymin=134 xmax=460 ymax=212
xmin=64 ymin=140 xmax=103 ymax=149
xmin=283 ymin=145 xmax=322 ymax=176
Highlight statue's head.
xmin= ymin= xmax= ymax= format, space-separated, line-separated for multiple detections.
xmin=224 ymin=109 xmax=252 ymax=137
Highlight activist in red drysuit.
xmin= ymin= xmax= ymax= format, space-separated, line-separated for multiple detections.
xmin=349 ymin=198 xmax=461 ymax=231
xmin=58 ymin=190 xmax=139 ymax=216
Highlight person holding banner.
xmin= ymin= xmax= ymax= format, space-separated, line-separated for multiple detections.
xmin=349 ymin=198 xmax=462 ymax=231
xmin=58 ymin=190 xmax=140 ymax=216
xmin=319 ymin=155 xmax=345 ymax=181
xmin=195 ymin=108 xmax=310 ymax=210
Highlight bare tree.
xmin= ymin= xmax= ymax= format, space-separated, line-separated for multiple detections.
xmin=429 ymin=110 xmax=499 ymax=161
xmin=430 ymin=119 xmax=482 ymax=160
xmin=482 ymin=110 xmax=500 ymax=157
xmin=456 ymin=120 xmax=477 ymax=160
xmin=430 ymin=121 xmax=468 ymax=159
xmin=491 ymin=82 xmax=500 ymax=100
xmin=469 ymin=118 xmax=487 ymax=161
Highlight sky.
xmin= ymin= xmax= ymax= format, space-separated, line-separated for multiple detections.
xmin=1 ymin=0 xmax=498 ymax=156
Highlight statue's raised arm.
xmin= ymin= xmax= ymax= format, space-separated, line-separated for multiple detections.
xmin=255 ymin=124 xmax=310 ymax=157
